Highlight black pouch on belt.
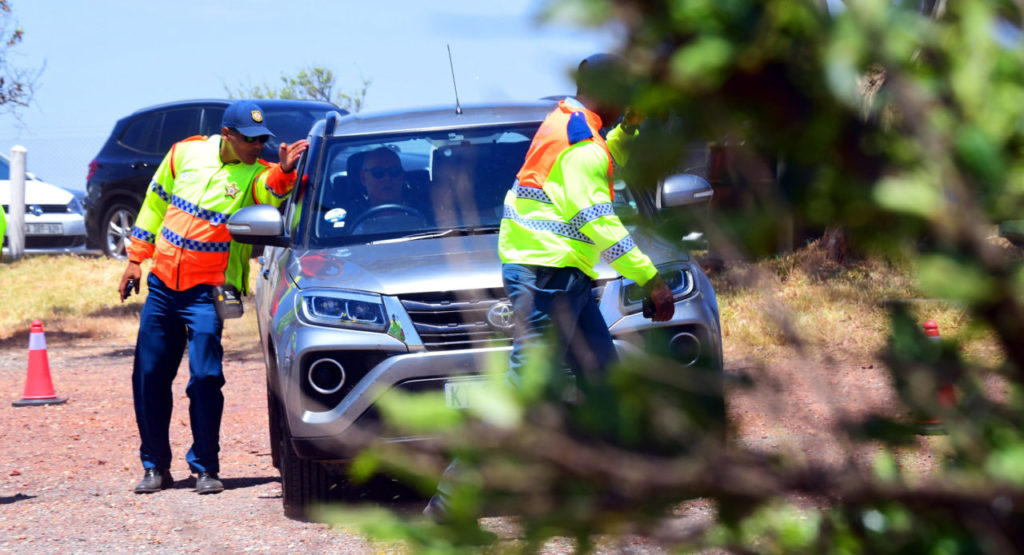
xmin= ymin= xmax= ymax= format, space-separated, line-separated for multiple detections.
xmin=213 ymin=284 xmax=244 ymax=320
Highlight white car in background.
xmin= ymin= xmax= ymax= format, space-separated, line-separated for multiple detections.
xmin=1 ymin=152 xmax=88 ymax=255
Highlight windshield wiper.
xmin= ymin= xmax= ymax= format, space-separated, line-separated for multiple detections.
xmin=367 ymin=226 xmax=499 ymax=245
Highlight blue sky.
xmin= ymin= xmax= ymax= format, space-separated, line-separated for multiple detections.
xmin=0 ymin=0 xmax=620 ymax=191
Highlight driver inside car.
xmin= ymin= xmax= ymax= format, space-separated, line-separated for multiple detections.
xmin=346 ymin=146 xmax=427 ymax=234
xmin=362 ymin=147 xmax=406 ymax=207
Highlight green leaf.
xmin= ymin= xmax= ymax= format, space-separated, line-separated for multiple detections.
xmin=375 ymin=389 xmax=464 ymax=434
xmin=915 ymin=254 xmax=995 ymax=303
xmin=873 ymin=173 xmax=943 ymax=219
xmin=669 ymin=36 xmax=733 ymax=89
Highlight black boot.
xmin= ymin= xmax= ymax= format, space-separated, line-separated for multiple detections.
xmin=134 ymin=468 xmax=173 ymax=493
xmin=195 ymin=471 xmax=224 ymax=494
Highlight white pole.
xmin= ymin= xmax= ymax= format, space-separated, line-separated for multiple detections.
xmin=8 ymin=145 xmax=26 ymax=260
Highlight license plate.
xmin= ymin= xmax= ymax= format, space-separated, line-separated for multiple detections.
xmin=444 ymin=377 xmax=490 ymax=409
xmin=26 ymin=223 xmax=63 ymax=235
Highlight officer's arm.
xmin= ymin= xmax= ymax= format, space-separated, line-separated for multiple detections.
xmin=605 ymin=122 xmax=640 ymax=168
xmin=250 ymin=140 xmax=310 ymax=207
xmin=562 ymin=143 xmax=658 ymax=286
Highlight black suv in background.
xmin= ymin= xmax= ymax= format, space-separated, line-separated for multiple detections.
xmin=84 ymin=98 xmax=344 ymax=258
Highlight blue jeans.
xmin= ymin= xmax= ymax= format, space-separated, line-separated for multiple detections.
xmin=431 ymin=264 xmax=618 ymax=513
xmin=132 ymin=273 xmax=224 ymax=474
xmin=502 ymin=263 xmax=618 ymax=394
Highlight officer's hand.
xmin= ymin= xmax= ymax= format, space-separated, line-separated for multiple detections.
xmin=646 ymin=274 xmax=675 ymax=322
xmin=119 ymin=261 xmax=142 ymax=303
xmin=279 ymin=139 xmax=310 ymax=173
xmin=622 ymin=106 xmax=645 ymax=128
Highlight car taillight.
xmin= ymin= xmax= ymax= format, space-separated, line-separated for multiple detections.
xmin=86 ymin=159 xmax=98 ymax=182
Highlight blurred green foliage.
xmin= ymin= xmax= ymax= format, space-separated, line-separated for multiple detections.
xmin=328 ymin=0 xmax=1024 ymax=552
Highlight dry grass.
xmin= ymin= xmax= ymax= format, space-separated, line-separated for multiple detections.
xmin=0 ymin=253 xmax=259 ymax=352
xmin=708 ymin=242 xmax=1005 ymax=368
xmin=0 ymin=247 xmax=1006 ymax=368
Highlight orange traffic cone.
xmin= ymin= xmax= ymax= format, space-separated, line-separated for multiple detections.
xmin=925 ymin=321 xmax=957 ymax=409
xmin=12 ymin=321 xmax=67 ymax=407
xmin=918 ymin=320 xmax=953 ymax=434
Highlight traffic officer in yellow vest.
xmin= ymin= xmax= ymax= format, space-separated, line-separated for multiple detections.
xmin=117 ymin=100 xmax=309 ymax=495
xmin=498 ymin=53 xmax=675 ymax=395
xmin=424 ymin=54 xmax=676 ymax=521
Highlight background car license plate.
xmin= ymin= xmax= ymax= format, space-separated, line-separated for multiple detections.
xmin=444 ymin=377 xmax=490 ymax=409
xmin=26 ymin=223 xmax=63 ymax=235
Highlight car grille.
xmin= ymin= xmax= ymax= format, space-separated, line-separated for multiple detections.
xmin=399 ymin=288 xmax=513 ymax=351
xmin=3 ymin=235 xmax=86 ymax=249
xmin=1 ymin=204 xmax=74 ymax=214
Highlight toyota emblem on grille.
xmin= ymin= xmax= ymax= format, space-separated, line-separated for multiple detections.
xmin=487 ymin=302 xmax=515 ymax=330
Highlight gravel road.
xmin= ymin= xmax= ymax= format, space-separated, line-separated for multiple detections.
xmin=0 ymin=321 xmax=927 ymax=553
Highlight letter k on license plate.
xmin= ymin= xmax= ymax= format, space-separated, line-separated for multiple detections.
xmin=443 ymin=376 xmax=490 ymax=409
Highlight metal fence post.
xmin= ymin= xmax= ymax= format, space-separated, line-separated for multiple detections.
xmin=8 ymin=145 xmax=27 ymax=260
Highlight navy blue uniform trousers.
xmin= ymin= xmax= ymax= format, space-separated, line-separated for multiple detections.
xmin=132 ymin=273 xmax=225 ymax=474
xmin=432 ymin=263 xmax=618 ymax=511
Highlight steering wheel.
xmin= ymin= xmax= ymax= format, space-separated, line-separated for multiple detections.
xmin=347 ymin=203 xmax=426 ymax=231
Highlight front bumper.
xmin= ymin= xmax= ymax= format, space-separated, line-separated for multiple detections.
xmin=277 ymin=279 xmax=722 ymax=462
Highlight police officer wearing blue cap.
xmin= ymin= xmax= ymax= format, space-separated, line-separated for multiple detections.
xmin=120 ymin=99 xmax=309 ymax=495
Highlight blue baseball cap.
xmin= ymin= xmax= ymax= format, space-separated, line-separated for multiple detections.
xmin=221 ymin=100 xmax=275 ymax=138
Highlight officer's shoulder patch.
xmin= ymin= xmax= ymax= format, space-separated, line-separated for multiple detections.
xmin=567 ymin=112 xmax=592 ymax=145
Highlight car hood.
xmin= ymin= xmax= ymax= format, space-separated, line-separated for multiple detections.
xmin=0 ymin=179 xmax=75 ymax=205
xmin=287 ymin=231 xmax=689 ymax=295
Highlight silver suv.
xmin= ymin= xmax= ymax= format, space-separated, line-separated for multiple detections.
xmin=228 ymin=101 xmax=723 ymax=517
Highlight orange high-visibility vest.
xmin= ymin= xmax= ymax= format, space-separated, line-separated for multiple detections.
xmin=516 ymin=99 xmax=613 ymax=199
xmin=127 ymin=135 xmax=295 ymax=292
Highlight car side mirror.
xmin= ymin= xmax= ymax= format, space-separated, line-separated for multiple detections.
xmin=658 ymin=174 xmax=714 ymax=209
xmin=227 ymin=204 xmax=289 ymax=247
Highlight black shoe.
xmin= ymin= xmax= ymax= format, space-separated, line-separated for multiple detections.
xmin=134 ymin=468 xmax=173 ymax=493
xmin=195 ymin=471 xmax=224 ymax=494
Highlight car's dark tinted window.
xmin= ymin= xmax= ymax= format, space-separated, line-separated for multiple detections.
xmin=201 ymin=108 xmax=226 ymax=136
xmin=263 ymin=108 xmax=332 ymax=154
xmin=119 ymin=113 xmax=161 ymax=153
xmin=156 ymin=109 xmax=202 ymax=153
xmin=119 ymin=109 xmax=201 ymax=155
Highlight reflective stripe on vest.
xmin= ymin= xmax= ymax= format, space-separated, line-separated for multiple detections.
xmin=128 ymin=135 xmax=293 ymax=292
xmin=501 ymin=204 xmax=637 ymax=263
xmin=160 ymin=227 xmax=231 ymax=253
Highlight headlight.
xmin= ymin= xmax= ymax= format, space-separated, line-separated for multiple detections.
xmin=298 ymin=289 xmax=388 ymax=331
xmin=67 ymin=196 xmax=84 ymax=214
xmin=621 ymin=264 xmax=695 ymax=312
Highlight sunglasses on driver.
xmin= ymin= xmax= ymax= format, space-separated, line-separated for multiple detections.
xmin=364 ymin=166 xmax=403 ymax=179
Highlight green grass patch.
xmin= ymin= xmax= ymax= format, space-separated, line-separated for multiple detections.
xmin=0 ymin=254 xmax=259 ymax=350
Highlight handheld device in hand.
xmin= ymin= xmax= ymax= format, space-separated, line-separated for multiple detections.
xmin=122 ymin=278 xmax=136 ymax=301
xmin=642 ymin=296 xmax=655 ymax=319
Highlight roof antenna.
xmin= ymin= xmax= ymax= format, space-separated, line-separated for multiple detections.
xmin=447 ymin=44 xmax=463 ymax=115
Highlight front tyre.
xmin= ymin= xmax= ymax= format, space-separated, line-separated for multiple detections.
xmin=276 ymin=401 xmax=334 ymax=520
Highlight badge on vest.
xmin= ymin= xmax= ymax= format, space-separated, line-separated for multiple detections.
xmin=225 ymin=182 xmax=240 ymax=199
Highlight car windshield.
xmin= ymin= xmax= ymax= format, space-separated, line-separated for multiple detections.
xmin=306 ymin=124 xmax=641 ymax=246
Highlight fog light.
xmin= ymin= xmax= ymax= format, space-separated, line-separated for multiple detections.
xmin=308 ymin=358 xmax=346 ymax=395
xmin=669 ymin=332 xmax=701 ymax=366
